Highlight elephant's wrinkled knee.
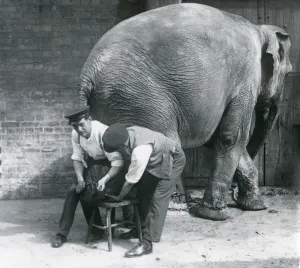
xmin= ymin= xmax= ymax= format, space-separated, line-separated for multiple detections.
xmin=218 ymin=130 xmax=240 ymax=153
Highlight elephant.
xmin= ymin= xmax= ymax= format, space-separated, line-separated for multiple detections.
xmin=77 ymin=3 xmax=292 ymax=220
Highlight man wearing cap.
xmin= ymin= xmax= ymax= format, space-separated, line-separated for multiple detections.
xmin=102 ymin=123 xmax=186 ymax=258
xmin=51 ymin=106 xmax=130 ymax=248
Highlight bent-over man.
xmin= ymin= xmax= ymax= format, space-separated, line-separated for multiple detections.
xmin=51 ymin=106 xmax=131 ymax=248
xmin=102 ymin=123 xmax=186 ymax=258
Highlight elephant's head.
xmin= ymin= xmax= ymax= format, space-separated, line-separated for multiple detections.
xmin=247 ymin=25 xmax=292 ymax=158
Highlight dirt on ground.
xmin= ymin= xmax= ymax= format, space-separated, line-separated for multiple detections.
xmin=0 ymin=187 xmax=299 ymax=268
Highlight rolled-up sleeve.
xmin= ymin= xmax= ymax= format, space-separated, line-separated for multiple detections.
xmin=125 ymin=144 xmax=153 ymax=184
xmin=71 ymin=130 xmax=86 ymax=166
xmin=105 ymin=151 xmax=124 ymax=167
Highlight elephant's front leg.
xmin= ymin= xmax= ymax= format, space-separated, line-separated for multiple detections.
xmin=233 ymin=151 xmax=268 ymax=210
xmin=193 ymin=91 xmax=255 ymax=221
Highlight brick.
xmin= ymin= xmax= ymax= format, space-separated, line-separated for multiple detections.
xmin=40 ymin=121 xmax=60 ymax=127
xmin=39 ymin=0 xmax=63 ymax=4
xmin=2 ymin=134 xmax=20 ymax=140
xmin=1 ymin=147 xmax=22 ymax=154
xmin=34 ymin=127 xmax=43 ymax=133
xmin=0 ymin=26 xmax=13 ymax=32
xmin=0 ymin=7 xmax=17 ymax=13
xmin=54 ymin=127 xmax=63 ymax=133
xmin=16 ymin=115 xmax=25 ymax=121
xmin=81 ymin=0 xmax=91 ymax=4
xmin=19 ymin=44 xmax=39 ymax=50
xmin=61 ymin=147 xmax=72 ymax=153
xmin=25 ymin=115 xmax=35 ymax=121
xmin=2 ymin=122 xmax=20 ymax=128
xmin=22 ymin=147 xmax=40 ymax=153
xmin=35 ymin=115 xmax=44 ymax=121
xmin=6 ymin=128 xmax=21 ymax=134
xmin=63 ymin=127 xmax=73 ymax=133
xmin=41 ymin=153 xmax=60 ymax=160
xmin=40 ymin=140 xmax=63 ymax=147
xmin=24 ymin=128 xmax=34 ymax=133
xmin=42 ymin=51 xmax=62 ymax=58
xmin=5 ymin=115 xmax=16 ymax=121
xmin=0 ymin=114 xmax=6 ymax=121
xmin=40 ymin=134 xmax=60 ymax=141
xmin=2 ymin=166 xmax=18 ymax=172
xmin=21 ymin=122 xmax=40 ymax=127
xmin=44 ymin=127 xmax=54 ymax=133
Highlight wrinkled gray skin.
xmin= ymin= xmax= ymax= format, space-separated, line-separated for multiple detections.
xmin=78 ymin=3 xmax=292 ymax=220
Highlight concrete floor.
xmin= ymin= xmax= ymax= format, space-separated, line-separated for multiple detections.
xmin=0 ymin=188 xmax=299 ymax=268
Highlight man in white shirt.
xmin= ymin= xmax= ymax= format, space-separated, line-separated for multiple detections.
xmin=102 ymin=123 xmax=186 ymax=258
xmin=51 ymin=106 xmax=129 ymax=248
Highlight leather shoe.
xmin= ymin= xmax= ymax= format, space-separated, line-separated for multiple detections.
xmin=124 ymin=239 xmax=152 ymax=258
xmin=51 ymin=233 xmax=67 ymax=248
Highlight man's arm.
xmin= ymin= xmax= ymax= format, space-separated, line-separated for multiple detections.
xmin=71 ymin=130 xmax=87 ymax=193
xmin=73 ymin=160 xmax=84 ymax=181
xmin=98 ymin=165 xmax=124 ymax=191
xmin=73 ymin=160 xmax=85 ymax=193
xmin=98 ymin=149 xmax=125 ymax=191
xmin=106 ymin=144 xmax=153 ymax=201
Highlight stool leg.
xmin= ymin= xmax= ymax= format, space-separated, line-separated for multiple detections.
xmin=106 ymin=208 xmax=112 ymax=252
xmin=85 ymin=206 xmax=96 ymax=244
xmin=134 ymin=204 xmax=143 ymax=243
xmin=111 ymin=208 xmax=116 ymax=237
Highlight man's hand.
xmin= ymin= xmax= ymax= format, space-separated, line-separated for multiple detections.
xmin=97 ymin=178 xmax=106 ymax=191
xmin=105 ymin=181 xmax=134 ymax=202
xmin=105 ymin=194 xmax=123 ymax=202
xmin=76 ymin=180 xmax=85 ymax=194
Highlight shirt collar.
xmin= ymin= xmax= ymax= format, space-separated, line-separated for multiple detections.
xmin=86 ymin=121 xmax=94 ymax=142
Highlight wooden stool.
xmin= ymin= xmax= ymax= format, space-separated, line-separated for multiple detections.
xmin=85 ymin=199 xmax=142 ymax=252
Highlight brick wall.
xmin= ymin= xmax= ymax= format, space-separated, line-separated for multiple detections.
xmin=0 ymin=0 xmax=181 ymax=199
xmin=0 ymin=0 xmax=140 ymax=199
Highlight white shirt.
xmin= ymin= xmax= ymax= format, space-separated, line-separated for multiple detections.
xmin=125 ymin=144 xmax=153 ymax=184
xmin=71 ymin=121 xmax=124 ymax=168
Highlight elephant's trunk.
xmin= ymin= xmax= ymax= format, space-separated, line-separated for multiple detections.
xmin=247 ymin=100 xmax=278 ymax=159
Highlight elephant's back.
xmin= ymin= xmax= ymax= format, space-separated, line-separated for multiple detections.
xmin=91 ymin=3 xmax=261 ymax=92
xmin=95 ymin=3 xmax=259 ymax=53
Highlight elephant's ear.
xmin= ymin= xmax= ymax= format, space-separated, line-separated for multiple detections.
xmin=261 ymin=30 xmax=290 ymax=96
xmin=265 ymin=30 xmax=289 ymax=64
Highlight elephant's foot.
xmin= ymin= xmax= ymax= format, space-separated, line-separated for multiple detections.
xmin=190 ymin=201 xmax=230 ymax=221
xmin=236 ymin=192 xmax=268 ymax=211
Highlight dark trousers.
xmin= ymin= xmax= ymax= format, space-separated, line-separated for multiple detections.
xmin=58 ymin=159 xmax=132 ymax=237
xmin=58 ymin=184 xmax=102 ymax=236
xmin=137 ymin=147 xmax=186 ymax=242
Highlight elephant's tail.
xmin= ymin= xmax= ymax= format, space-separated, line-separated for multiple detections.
xmin=78 ymin=75 xmax=93 ymax=107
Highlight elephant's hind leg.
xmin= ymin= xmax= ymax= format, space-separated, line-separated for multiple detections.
xmin=193 ymin=90 xmax=255 ymax=221
xmin=233 ymin=151 xmax=268 ymax=210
